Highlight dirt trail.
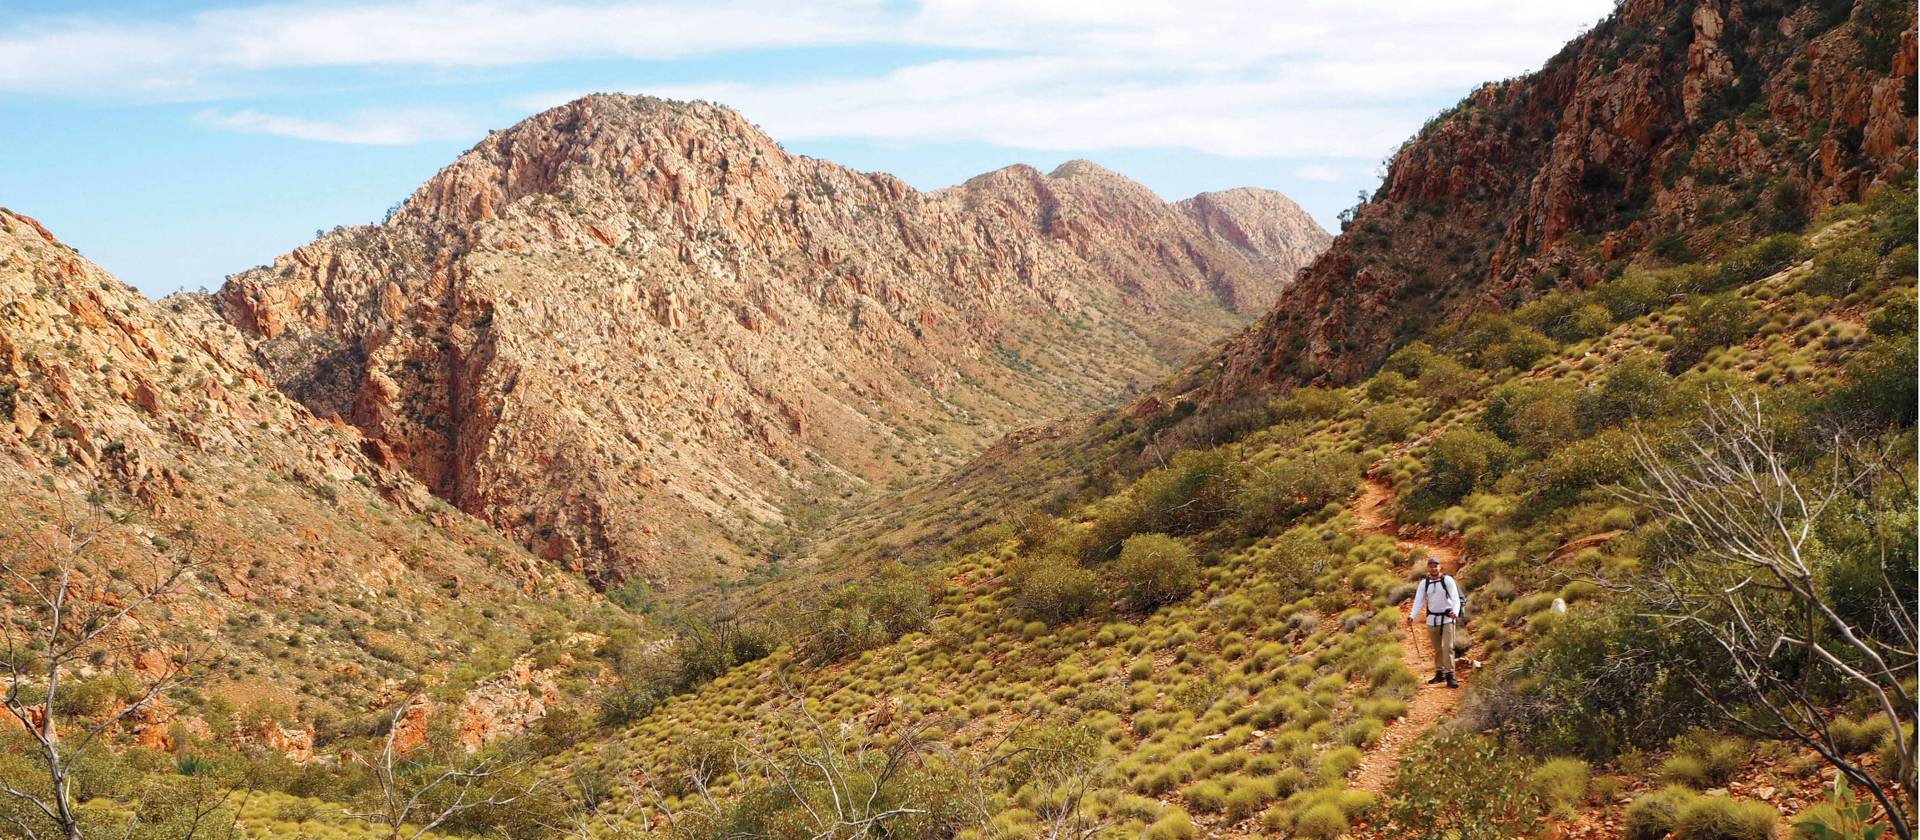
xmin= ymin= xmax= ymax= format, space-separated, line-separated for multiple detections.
xmin=1348 ymin=478 xmax=1468 ymax=797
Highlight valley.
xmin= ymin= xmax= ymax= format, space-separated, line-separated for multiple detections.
xmin=0 ymin=0 xmax=1914 ymax=838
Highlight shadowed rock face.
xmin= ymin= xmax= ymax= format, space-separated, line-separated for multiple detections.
xmin=1193 ymin=0 xmax=1914 ymax=398
xmin=208 ymin=95 xmax=1328 ymax=588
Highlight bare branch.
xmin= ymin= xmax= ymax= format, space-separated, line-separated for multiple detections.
xmin=1616 ymin=392 xmax=1916 ymax=838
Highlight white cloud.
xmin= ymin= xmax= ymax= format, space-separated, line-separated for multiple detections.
xmin=0 ymin=0 xmax=890 ymax=97
xmin=505 ymin=0 xmax=1614 ymax=161
xmin=642 ymin=63 xmax=1436 ymax=159
xmin=4 ymin=0 xmax=1616 ymax=161
xmin=195 ymin=107 xmax=479 ymax=145
xmin=1294 ymin=165 xmax=1342 ymax=183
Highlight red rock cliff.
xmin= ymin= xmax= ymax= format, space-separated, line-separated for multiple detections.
xmin=1197 ymin=0 xmax=1913 ymax=397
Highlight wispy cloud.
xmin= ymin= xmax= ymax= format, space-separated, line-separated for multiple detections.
xmin=1294 ymin=165 xmax=1343 ymax=183
xmin=0 ymin=0 xmax=888 ymax=97
xmin=195 ymin=107 xmax=479 ymax=145
xmin=5 ymin=0 xmax=1613 ymax=160
xmin=505 ymin=0 xmax=1613 ymax=161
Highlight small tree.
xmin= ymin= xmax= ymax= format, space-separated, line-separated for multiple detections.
xmin=1619 ymin=394 xmax=1915 ymax=838
xmin=346 ymin=700 xmax=544 ymax=840
xmin=718 ymin=690 xmax=947 ymax=838
xmin=1007 ymin=559 xmax=1101 ymax=625
xmin=0 ymin=493 xmax=200 ymax=840
xmin=1108 ymin=534 xmax=1198 ymax=611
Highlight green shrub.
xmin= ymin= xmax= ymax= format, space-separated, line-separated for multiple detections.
xmin=1868 ymin=295 xmax=1915 ymax=338
xmin=1795 ymin=775 xmax=1891 ymax=840
xmin=1270 ymin=767 xmax=1307 ymax=797
xmin=1273 ymin=386 xmax=1348 ymax=421
xmin=1423 ymin=428 xmax=1513 ymax=502
xmin=1365 ymin=372 xmax=1410 ymax=401
xmin=1484 ymin=606 xmax=1713 ymax=760
xmin=1383 ymin=731 xmax=1547 ymax=839
xmin=1462 ymin=313 xmax=1557 ymax=371
xmin=673 ymin=616 xmax=778 ymax=686
xmin=1511 ymin=395 xmax=1581 ymax=453
xmin=1482 ymin=379 xmax=1577 ymax=444
xmin=797 ymin=562 xmax=937 ymax=662
xmin=1364 ymin=404 xmax=1418 ymax=444
xmin=1493 ymin=326 xmax=1557 ymax=370
xmin=1588 ymin=354 xmax=1674 ymax=427
xmin=1088 ymin=448 xmax=1245 ymax=550
xmin=1529 ymin=758 xmax=1590 ymax=815
xmin=1668 ymin=730 xmax=1748 ymax=787
xmin=795 ymin=603 xmax=891 ymax=664
xmin=1707 ymin=234 xmax=1806 ymax=291
xmin=1262 ymin=530 xmax=1337 ymax=588
xmin=1109 ymin=533 xmax=1200 ymax=611
xmin=1807 ymin=235 xmax=1878 ymax=297
xmin=1007 ymin=558 xmax=1101 ymax=625
xmin=1015 ymin=512 xmax=1072 ymax=554
xmin=1235 ymin=451 xmax=1362 ymax=529
xmin=1672 ymin=796 xmax=1777 ymax=840
xmin=1293 ymin=803 xmax=1349 ymax=839
xmin=1877 ymin=722 xmax=1916 ymax=789
xmin=1182 ymin=779 xmax=1228 ymax=812
xmin=1518 ymin=291 xmax=1615 ymax=341
xmin=1667 ymin=293 xmax=1756 ymax=373
xmin=1531 ymin=429 xmax=1640 ymax=515
xmin=1819 ymin=334 xmax=1917 ymax=430
xmin=596 ymin=684 xmax=661 ymax=727
xmin=1826 ymin=716 xmax=1891 ymax=755
xmin=1660 ymin=754 xmax=1712 ymax=788
xmin=1223 ymin=776 xmax=1277 ymax=822
xmin=1625 ymin=787 xmax=1699 ymax=840
xmin=1143 ymin=808 xmax=1196 ymax=840
xmin=1316 ymin=746 xmax=1364 ymax=784
xmin=52 ymin=674 xmax=136 ymax=717
xmin=1595 ymin=269 xmax=1673 ymax=320
xmin=1417 ymin=356 xmax=1478 ymax=406
xmin=1343 ymin=717 xmax=1385 ymax=748
xmin=1383 ymin=341 xmax=1439 ymax=377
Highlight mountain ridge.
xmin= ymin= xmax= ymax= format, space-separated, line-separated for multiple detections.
xmin=1183 ymin=0 xmax=1914 ymax=400
xmin=203 ymin=94 xmax=1330 ymax=588
xmin=0 ymin=206 xmax=619 ymax=748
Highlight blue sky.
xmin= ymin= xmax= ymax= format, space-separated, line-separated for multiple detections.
xmin=0 ymin=0 xmax=1616 ymax=297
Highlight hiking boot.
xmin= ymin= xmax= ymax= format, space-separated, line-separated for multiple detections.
xmin=1427 ymin=672 xmax=1446 ymax=684
xmin=1445 ymin=673 xmax=1458 ymax=689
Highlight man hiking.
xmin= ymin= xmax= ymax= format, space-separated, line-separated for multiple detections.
xmin=1406 ymin=556 xmax=1464 ymax=688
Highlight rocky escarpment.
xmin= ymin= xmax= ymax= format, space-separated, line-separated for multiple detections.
xmin=0 ymin=207 xmax=609 ymax=742
xmin=1192 ymin=0 xmax=1914 ymax=395
xmin=208 ymin=95 xmax=1328 ymax=588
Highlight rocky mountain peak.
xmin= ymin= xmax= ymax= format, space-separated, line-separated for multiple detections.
xmin=1178 ymin=187 xmax=1335 ymax=279
xmin=206 ymin=97 xmax=1330 ymax=588
xmin=1045 ymin=158 xmax=1149 ymax=189
xmin=398 ymin=94 xmax=787 ymax=232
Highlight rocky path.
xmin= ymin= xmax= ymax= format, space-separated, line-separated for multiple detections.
xmin=1347 ymin=478 xmax=1468 ymax=797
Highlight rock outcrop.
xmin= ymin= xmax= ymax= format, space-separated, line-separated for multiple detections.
xmin=0 ymin=207 xmax=608 ymax=730
xmin=1193 ymin=0 xmax=1913 ymax=397
xmin=208 ymin=96 xmax=1328 ymax=588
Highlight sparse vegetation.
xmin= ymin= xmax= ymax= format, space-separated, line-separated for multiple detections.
xmin=1 ymin=6 xmax=1912 ymax=838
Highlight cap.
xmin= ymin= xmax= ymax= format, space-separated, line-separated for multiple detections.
xmin=1426 ymin=557 xmax=1441 ymax=566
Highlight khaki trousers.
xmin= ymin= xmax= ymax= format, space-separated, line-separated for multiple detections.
xmin=1427 ymin=621 xmax=1455 ymax=675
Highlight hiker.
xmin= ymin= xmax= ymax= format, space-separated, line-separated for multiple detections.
xmin=1405 ymin=556 xmax=1465 ymax=688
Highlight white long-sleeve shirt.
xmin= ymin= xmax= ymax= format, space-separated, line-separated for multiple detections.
xmin=1408 ymin=574 xmax=1463 ymax=626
